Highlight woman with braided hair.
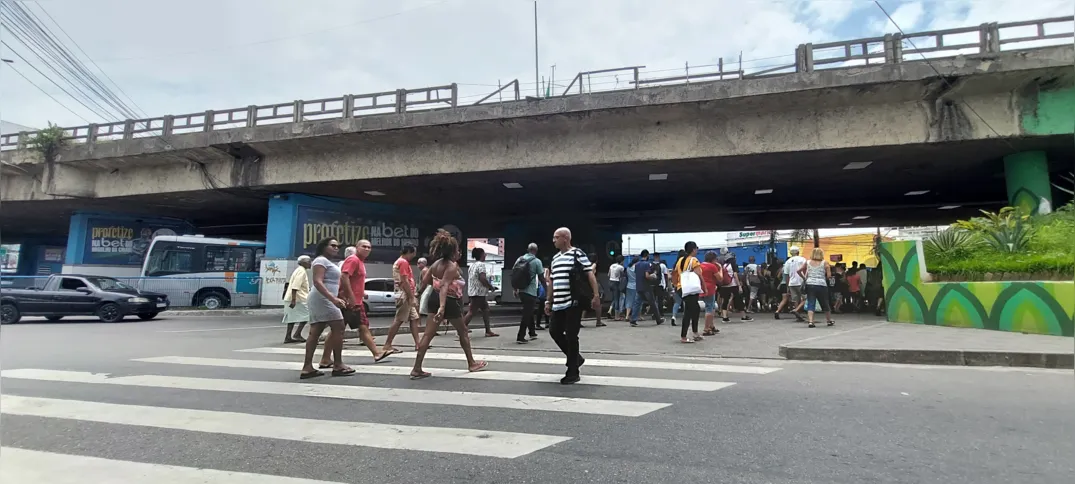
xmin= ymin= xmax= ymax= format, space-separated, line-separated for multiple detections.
xmin=409 ymin=230 xmax=488 ymax=379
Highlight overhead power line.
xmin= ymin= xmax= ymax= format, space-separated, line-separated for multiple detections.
xmin=0 ymin=0 xmax=144 ymax=123
xmin=4 ymin=60 xmax=90 ymax=122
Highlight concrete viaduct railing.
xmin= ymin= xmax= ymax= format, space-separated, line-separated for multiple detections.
xmin=1 ymin=15 xmax=1071 ymax=151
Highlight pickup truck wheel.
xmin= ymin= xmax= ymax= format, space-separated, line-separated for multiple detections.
xmin=45 ymin=315 xmax=63 ymax=322
xmin=1 ymin=303 xmax=20 ymax=324
xmin=138 ymin=312 xmax=159 ymax=321
xmin=97 ymin=302 xmax=124 ymax=323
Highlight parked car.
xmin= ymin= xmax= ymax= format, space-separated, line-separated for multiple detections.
xmin=363 ymin=278 xmax=397 ymax=314
xmin=1 ymin=274 xmax=170 ymax=324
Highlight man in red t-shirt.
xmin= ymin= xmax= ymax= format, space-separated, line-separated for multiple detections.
xmin=337 ymin=239 xmax=387 ymax=363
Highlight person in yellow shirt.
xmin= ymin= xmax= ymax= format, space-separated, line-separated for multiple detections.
xmin=282 ymin=255 xmax=312 ymax=343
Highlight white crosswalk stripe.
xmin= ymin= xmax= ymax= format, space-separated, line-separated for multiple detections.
xmin=1 ymin=345 xmax=782 ymax=480
xmin=1 ymin=394 xmax=569 ymax=458
xmin=237 ymin=347 xmax=783 ymax=374
xmin=1 ymin=447 xmax=352 ymax=484
xmin=133 ymin=355 xmax=737 ymax=392
xmin=0 ymin=368 xmax=670 ymax=417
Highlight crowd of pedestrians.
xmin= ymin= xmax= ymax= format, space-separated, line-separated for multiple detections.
xmin=280 ymin=229 xmax=885 ymax=385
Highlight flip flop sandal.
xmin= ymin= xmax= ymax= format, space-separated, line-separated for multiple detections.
xmin=374 ymin=352 xmax=391 ymax=363
xmin=410 ymin=372 xmax=432 ymax=380
xmin=681 ymin=339 xmax=695 ymax=344
xmin=469 ymin=361 xmax=488 ymax=372
xmin=485 ymin=332 xmax=499 ymax=337
xmin=385 ymin=348 xmax=403 ymax=356
xmin=318 ymin=364 xmax=333 ymax=369
xmin=300 ymin=370 xmax=324 ymax=380
xmin=331 ymin=368 xmax=357 ymax=377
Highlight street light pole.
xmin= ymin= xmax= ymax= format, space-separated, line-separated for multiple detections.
xmin=533 ymin=1 xmax=539 ymax=97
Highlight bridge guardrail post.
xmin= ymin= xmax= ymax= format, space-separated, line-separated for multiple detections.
xmin=203 ymin=111 xmax=215 ymax=132
xmin=85 ymin=124 xmax=98 ymax=145
xmin=342 ymin=95 xmax=354 ymax=118
xmin=292 ymin=100 xmax=303 ymax=123
xmin=987 ymin=22 xmax=1001 ymax=53
xmin=246 ymin=105 xmax=258 ymax=127
xmin=161 ymin=116 xmax=174 ymax=136
xmin=16 ymin=131 xmax=27 ymax=150
xmin=795 ymin=44 xmax=814 ymax=73
xmin=450 ymin=83 xmax=458 ymax=108
xmin=395 ymin=89 xmax=406 ymax=113
xmin=122 ymin=120 xmax=134 ymax=140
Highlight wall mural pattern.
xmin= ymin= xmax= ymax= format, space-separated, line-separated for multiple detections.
xmin=880 ymin=240 xmax=1074 ymax=337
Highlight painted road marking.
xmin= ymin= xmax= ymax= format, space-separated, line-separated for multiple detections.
xmin=133 ymin=356 xmax=734 ymax=392
xmin=239 ymin=347 xmax=782 ymax=375
xmin=1 ymin=447 xmax=352 ymax=484
xmin=0 ymin=395 xmax=568 ymax=459
xmin=1 ymin=369 xmax=668 ymax=417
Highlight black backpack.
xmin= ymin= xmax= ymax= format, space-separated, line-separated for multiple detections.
xmin=510 ymin=255 xmax=534 ymax=290
xmin=569 ymin=250 xmax=594 ymax=304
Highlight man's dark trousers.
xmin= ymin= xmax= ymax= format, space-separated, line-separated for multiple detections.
xmin=549 ymin=305 xmax=583 ymax=375
xmin=517 ymin=292 xmax=538 ymax=341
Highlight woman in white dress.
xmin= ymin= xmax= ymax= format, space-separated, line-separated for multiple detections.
xmin=300 ymin=238 xmax=354 ymax=379
xmin=282 ymin=255 xmax=311 ymax=343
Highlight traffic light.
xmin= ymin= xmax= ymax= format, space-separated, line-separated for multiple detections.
xmin=605 ymin=240 xmax=620 ymax=258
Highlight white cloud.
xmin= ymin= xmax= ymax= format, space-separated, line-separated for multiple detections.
xmin=873 ymin=1 xmax=925 ymax=32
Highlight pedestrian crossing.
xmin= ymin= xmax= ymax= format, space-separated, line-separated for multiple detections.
xmin=1 ymin=344 xmax=783 ymax=481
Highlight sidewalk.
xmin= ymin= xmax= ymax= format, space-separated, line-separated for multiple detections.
xmin=339 ymin=312 xmax=1073 ymax=369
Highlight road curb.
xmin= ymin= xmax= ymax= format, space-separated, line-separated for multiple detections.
xmin=778 ymin=345 xmax=1075 ymax=369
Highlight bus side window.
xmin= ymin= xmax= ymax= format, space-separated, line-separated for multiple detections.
xmin=205 ymin=246 xmax=255 ymax=272
xmin=149 ymin=250 xmax=193 ymax=276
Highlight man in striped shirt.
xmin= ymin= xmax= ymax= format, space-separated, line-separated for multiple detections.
xmin=544 ymin=227 xmax=601 ymax=384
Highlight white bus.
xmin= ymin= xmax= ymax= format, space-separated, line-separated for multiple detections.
xmin=139 ymin=235 xmax=265 ymax=309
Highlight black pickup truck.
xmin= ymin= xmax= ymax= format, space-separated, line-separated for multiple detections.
xmin=1 ymin=274 xmax=170 ymax=324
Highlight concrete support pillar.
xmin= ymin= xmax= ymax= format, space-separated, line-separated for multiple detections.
xmin=1004 ymin=151 xmax=1053 ymax=215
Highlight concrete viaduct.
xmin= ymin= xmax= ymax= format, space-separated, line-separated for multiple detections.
xmin=2 ymin=17 xmax=1072 ymax=277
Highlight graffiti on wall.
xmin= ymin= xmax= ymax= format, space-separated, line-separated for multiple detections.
xmin=880 ymin=240 xmax=1074 ymax=337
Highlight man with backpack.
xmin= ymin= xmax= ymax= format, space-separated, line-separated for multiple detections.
xmin=512 ymin=242 xmax=544 ymax=344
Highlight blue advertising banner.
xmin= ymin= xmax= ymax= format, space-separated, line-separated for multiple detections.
xmin=296 ymin=207 xmax=451 ymax=263
xmin=84 ymin=218 xmax=188 ymax=266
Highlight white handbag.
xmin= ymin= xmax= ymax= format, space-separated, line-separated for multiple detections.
xmin=679 ymin=258 xmax=703 ymax=296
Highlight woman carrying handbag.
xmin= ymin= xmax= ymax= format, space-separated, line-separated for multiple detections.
xmin=673 ymin=241 xmax=706 ymax=343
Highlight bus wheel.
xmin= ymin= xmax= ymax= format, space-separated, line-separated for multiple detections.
xmin=199 ymin=291 xmax=228 ymax=310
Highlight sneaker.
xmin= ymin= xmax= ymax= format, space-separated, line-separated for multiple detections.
xmin=630 ymin=321 xmax=639 ymax=327
xmin=516 ymin=339 xmax=529 ymax=344
xmin=560 ymin=374 xmax=580 ymax=385
xmin=722 ymin=317 xmax=730 ymax=323
xmin=741 ymin=316 xmax=754 ymax=321
xmin=670 ymin=317 xmax=677 ymax=326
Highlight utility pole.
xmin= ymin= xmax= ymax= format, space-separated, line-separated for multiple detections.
xmin=533 ymin=1 xmax=539 ymax=97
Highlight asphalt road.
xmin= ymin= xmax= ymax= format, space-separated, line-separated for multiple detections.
xmin=2 ymin=315 xmax=1073 ymax=483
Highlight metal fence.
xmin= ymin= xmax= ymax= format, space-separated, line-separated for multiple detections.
xmin=0 ymin=276 xmax=262 ymax=309
xmin=0 ymin=16 xmax=1071 ymax=151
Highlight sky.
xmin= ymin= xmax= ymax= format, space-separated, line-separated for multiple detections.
xmin=2 ymin=0 xmax=1072 ymax=129
xmin=1 ymin=0 xmax=1071 ymax=244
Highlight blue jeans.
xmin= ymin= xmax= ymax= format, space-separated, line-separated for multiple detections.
xmin=610 ymin=284 xmax=624 ymax=313
xmin=625 ymin=288 xmax=637 ymax=316
xmin=631 ymin=287 xmax=661 ymax=322
xmin=672 ymin=289 xmax=683 ymax=320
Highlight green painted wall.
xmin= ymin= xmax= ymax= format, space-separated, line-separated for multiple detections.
xmin=1022 ymin=86 xmax=1075 ymax=136
xmin=880 ymin=240 xmax=1074 ymax=337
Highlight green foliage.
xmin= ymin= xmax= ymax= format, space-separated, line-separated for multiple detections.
xmin=923 ymin=228 xmax=976 ymax=263
xmin=27 ymin=123 xmax=67 ymax=163
xmin=926 ymin=204 xmax=1074 ymax=280
xmin=952 ymin=207 xmax=1033 ymax=253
